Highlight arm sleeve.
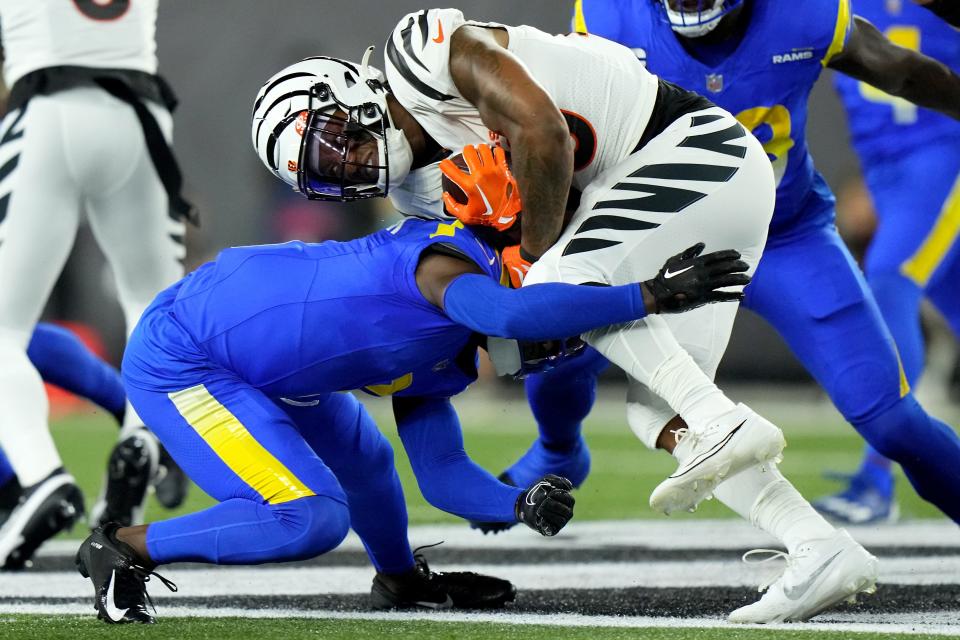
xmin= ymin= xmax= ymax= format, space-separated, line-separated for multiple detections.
xmin=396 ymin=396 xmax=523 ymax=522
xmin=443 ymin=273 xmax=646 ymax=339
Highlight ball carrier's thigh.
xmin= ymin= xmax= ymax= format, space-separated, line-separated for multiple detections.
xmin=526 ymin=109 xmax=774 ymax=400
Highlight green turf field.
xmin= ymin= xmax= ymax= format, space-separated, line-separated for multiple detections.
xmin=52 ymin=394 xmax=943 ymax=536
xmin=0 ymin=616 xmax=951 ymax=640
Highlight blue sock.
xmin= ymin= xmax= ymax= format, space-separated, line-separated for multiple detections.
xmin=851 ymin=272 xmax=924 ymax=495
xmin=525 ymin=347 xmax=608 ymax=452
xmin=854 ymin=395 xmax=960 ymax=523
xmin=852 ymin=445 xmax=894 ymax=499
xmin=28 ymin=323 xmax=126 ymax=423
xmin=147 ymin=494 xmax=349 ymax=565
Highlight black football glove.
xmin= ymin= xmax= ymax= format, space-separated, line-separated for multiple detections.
xmin=515 ymin=474 xmax=575 ymax=537
xmin=642 ymin=242 xmax=750 ymax=314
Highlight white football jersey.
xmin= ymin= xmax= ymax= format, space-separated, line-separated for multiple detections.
xmin=384 ymin=8 xmax=659 ymax=193
xmin=0 ymin=0 xmax=158 ymax=87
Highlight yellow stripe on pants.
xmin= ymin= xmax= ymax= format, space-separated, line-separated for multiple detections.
xmin=901 ymin=173 xmax=960 ymax=287
xmin=168 ymin=384 xmax=315 ymax=505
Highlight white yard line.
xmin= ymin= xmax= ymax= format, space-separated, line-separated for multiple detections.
xmin=37 ymin=519 xmax=960 ymax=557
xmin=1 ymin=603 xmax=958 ymax=636
xmin=7 ymin=556 xmax=958 ymax=598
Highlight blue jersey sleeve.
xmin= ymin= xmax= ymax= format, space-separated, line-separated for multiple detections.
xmin=573 ymin=0 xmax=623 ymax=40
xmin=395 ymin=396 xmax=523 ymax=522
xmin=443 ymin=273 xmax=647 ymax=340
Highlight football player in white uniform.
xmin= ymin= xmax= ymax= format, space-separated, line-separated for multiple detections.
xmin=0 ymin=0 xmax=192 ymax=567
xmin=251 ymin=7 xmax=878 ymax=621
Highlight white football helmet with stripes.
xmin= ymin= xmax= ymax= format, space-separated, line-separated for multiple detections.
xmin=251 ymin=48 xmax=413 ymax=201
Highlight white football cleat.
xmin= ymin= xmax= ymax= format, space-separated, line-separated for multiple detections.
xmin=649 ymin=403 xmax=785 ymax=515
xmin=728 ymin=529 xmax=879 ymax=624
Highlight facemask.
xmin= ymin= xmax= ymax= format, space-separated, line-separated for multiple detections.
xmin=664 ymin=1 xmax=727 ymax=37
xmin=378 ymin=125 xmax=414 ymax=195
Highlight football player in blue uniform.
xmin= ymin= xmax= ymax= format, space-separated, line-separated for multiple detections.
xmin=816 ymin=0 xmax=960 ymax=524
xmin=74 ymin=214 xmax=744 ymax=623
xmin=555 ymin=0 xmax=960 ymax=622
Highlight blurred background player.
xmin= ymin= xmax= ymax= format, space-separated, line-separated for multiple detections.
xmin=815 ymin=0 xmax=960 ymax=524
xmin=0 ymin=0 xmax=193 ymax=568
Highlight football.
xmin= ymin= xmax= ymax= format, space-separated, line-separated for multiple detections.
xmin=440 ymin=151 xmax=473 ymax=208
xmin=441 ymin=149 xmax=523 ymax=249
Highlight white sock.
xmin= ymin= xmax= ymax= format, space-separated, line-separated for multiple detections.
xmin=0 ymin=331 xmax=62 ymax=485
xmin=713 ymin=463 xmax=835 ymax=555
xmin=585 ymin=316 xmax=735 ymax=429
xmin=649 ymin=349 xmax=736 ymax=429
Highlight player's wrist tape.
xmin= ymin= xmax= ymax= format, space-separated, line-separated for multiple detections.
xmin=519 ymin=246 xmax=540 ymax=263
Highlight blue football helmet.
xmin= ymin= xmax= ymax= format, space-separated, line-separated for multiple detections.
xmin=654 ymin=0 xmax=745 ymax=37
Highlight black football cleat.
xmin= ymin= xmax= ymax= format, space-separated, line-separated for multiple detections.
xmin=0 ymin=468 xmax=84 ymax=570
xmin=90 ymin=429 xmax=159 ymax=529
xmin=153 ymin=446 xmax=189 ymax=510
xmin=371 ymin=555 xmax=453 ymax=610
xmin=75 ymin=523 xmax=176 ymax=624
xmin=420 ymin=554 xmax=517 ymax=609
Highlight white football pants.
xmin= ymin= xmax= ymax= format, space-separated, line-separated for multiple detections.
xmin=525 ymin=107 xmax=775 ymax=446
xmin=0 ymin=86 xmax=185 ymax=485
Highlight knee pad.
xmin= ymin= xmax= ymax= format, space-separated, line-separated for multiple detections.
xmin=267 ymin=495 xmax=350 ymax=561
xmin=851 ymin=395 xmax=927 ymax=461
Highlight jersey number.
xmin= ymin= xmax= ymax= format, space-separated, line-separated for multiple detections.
xmin=735 ymin=105 xmax=794 ymax=187
xmin=859 ymin=26 xmax=920 ymax=124
xmin=73 ymin=0 xmax=130 ymax=21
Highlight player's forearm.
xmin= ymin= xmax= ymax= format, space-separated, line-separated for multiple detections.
xmin=893 ymin=53 xmax=960 ymax=121
xmin=511 ymin=127 xmax=575 ymax=258
xmin=395 ymin=396 xmax=523 ymax=522
xmin=443 ymin=273 xmax=647 ymax=340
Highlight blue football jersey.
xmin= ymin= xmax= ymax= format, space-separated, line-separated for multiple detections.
xmin=126 ymin=218 xmax=504 ymax=400
xmin=575 ymin=0 xmax=853 ymax=236
xmin=834 ymin=0 xmax=960 ymax=161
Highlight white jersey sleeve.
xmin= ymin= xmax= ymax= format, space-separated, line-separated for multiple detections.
xmin=384 ymin=8 xmax=495 ymax=151
xmin=0 ymin=0 xmax=158 ymax=87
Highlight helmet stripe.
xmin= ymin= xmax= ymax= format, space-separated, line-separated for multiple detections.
xmin=264 ymin=111 xmax=302 ymax=171
xmin=253 ymin=89 xmax=312 ymax=153
xmin=254 ymin=72 xmax=315 ymax=113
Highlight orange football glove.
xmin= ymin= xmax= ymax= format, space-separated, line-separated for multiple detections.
xmin=440 ymin=144 xmax=521 ymax=231
xmin=502 ymin=244 xmax=533 ymax=289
